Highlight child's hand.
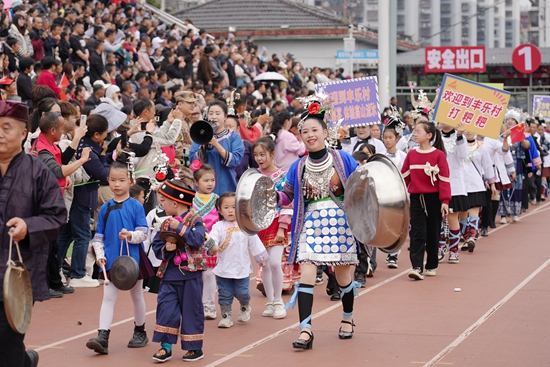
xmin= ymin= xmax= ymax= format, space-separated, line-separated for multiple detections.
xmin=208 ymin=244 xmax=219 ymax=255
xmin=441 ymin=203 xmax=449 ymax=216
xmin=96 ymin=258 xmax=106 ymax=266
xmin=165 ymin=242 xmax=176 ymax=251
xmin=275 ymin=228 xmax=286 ymax=243
xmin=170 ymin=219 xmax=181 ymax=230
xmin=259 ymin=261 xmax=266 ymax=267
xmin=119 ymin=229 xmax=131 ymax=240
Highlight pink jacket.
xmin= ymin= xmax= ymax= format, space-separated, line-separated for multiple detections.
xmin=275 ymin=129 xmax=306 ymax=172
xmin=137 ymin=51 xmax=154 ymax=72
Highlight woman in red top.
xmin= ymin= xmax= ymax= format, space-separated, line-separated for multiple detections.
xmin=401 ymin=121 xmax=451 ymax=280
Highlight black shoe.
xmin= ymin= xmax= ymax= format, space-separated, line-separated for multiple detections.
xmin=54 ymin=284 xmax=75 ymax=294
xmin=86 ymin=329 xmax=110 ymax=354
xmin=354 ymin=272 xmax=366 ymax=288
xmin=256 ymin=282 xmax=266 ymax=297
xmin=326 ymin=273 xmax=337 ymax=296
xmin=128 ymin=323 xmax=148 ymax=348
xmin=330 ymin=289 xmax=341 ymax=301
xmin=338 ymin=320 xmax=355 ymax=339
xmin=481 ymin=228 xmax=489 ymax=237
xmin=49 ymin=288 xmax=63 ymax=298
xmin=182 ymin=349 xmax=204 ymax=362
xmin=152 ymin=347 xmax=172 ymax=362
xmin=292 ymin=330 xmax=314 ymax=349
xmin=26 ymin=350 xmax=39 ymax=367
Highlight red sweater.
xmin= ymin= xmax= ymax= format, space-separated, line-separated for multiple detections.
xmin=401 ymin=147 xmax=452 ymax=204
xmin=36 ymin=70 xmax=60 ymax=97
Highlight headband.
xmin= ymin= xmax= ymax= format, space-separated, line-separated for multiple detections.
xmin=159 ymin=180 xmax=195 ymax=207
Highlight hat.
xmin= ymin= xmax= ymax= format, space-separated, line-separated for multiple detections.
xmin=105 ymin=85 xmax=121 ymax=100
xmin=0 ymin=101 xmax=29 ymax=124
xmin=159 ymin=179 xmax=196 ymax=207
xmin=0 ymin=77 xmax=14 ymax=86
xmin=279 ymin=61 xmax=288 ymax=69
xmin=94 ymin=103 xmax=127 ymax=132
xmin=93 ymin=80 xmax=111 ymax=90
xmin=152 ymin=36 xmax=165 ymax=50
xmin=174 ymin=91 xmax=197 ymax=103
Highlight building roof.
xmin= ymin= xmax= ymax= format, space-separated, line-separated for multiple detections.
xmin=174 ymin=0 xmax=347 ymax=31
xmin=174 ymin=0 xmax=418 ymax=51
xmin=396 ymin=47 xmax=550 ymax=67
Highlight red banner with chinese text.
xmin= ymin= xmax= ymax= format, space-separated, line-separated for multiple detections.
xmin=425 ymin=46 xmax=486 ymax=73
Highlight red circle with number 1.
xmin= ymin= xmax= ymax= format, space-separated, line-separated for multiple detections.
xmin=512 ymin=44 xmax=541 ymax=74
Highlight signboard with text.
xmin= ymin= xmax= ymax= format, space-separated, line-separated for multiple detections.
xmin=533 ymin=95 xmax=550 ymax=119
xmin=336 ymin=50 xmax=379 ymax=61
xmin=433 ymin=74 xmax=511 ymax=139
xmin=425 ymin=46 xmax=486 ymax=73
xmin=316 ymin=76 xmax=379 ymax=127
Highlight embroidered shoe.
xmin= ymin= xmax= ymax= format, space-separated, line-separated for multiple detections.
xmin=237 ymin=304 xmax=251 ymax=323
xmin=218 ymin=313 xmax=233 ymax=328
xmin=448 ymin=251 xmax=460 ymax=264
xmin=438 ymin=246 xmax=448 ymax=263
xmin=182 ymin=349 xmax=204 ymax=362
xmin=262 ymin=302 xmax=274 ymax=317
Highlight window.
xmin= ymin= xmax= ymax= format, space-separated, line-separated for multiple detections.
xmin=478 ymin=19 xmax=485 ymax=27
xmin=506 ymin=42 xmax=513 ymax=47
xmin=441 ymin=3 xmax=451 ymax=12
xmin=441 ymin=17 xmax=451 ymax=27
xmin=506 ymin=11 xmax=512 ymax=18
xmin=506 ymin=0 xmax=513 ymax=6
xmin=494 ymin=40 xmax=499 ymax=47
xmin=397 ymin=15 xmax=405 ymax=26
xmin=420 ymin=0 xmax=430 ymax=8
xmin=420 ymin=28 xmax=431 ymax=37
xmin=462 ymin=28 xmax=469 ymax=37
xmin=367 ymin=11 xmax=378 ymax=20
xmin=397 ymin=0 xmax=404 ymax=10
xmin=421 ymin=13 xmax=431 ymax=22
xmin=441 ymin=30 xmax=451 ymax=40
xmin=462 ymin=3 xmax=469 ymax=13
xmin=506 ymin=21 xmax=512 ymax=28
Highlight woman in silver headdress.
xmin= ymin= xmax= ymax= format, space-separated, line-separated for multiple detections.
xmin=277 ymin=99 xmax=360 ymax=350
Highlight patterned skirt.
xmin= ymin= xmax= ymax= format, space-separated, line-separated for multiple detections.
xmin=296 ymin=197 xmax=358 ymax=265
xmin=258 ymin=217 xmax=288 ymax=248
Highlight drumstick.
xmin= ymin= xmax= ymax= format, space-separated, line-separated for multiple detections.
xmin=100 ymin=263 xmax=110 ymax=285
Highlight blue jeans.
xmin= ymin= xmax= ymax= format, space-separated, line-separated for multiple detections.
xmin=57 ymin=205 xmax=92 ymax=279
xmin=215 ymin=276 xmax=250 ymax=313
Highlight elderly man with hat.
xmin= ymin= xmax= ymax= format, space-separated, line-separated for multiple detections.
xmin=0 ymin=101 xmax=67 ymax=367
xmin=173 ymin=91 xmax=196 ymax=165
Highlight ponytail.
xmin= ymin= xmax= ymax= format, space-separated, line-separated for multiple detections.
xmin=417 ymin=121 xmax=447 ymax=155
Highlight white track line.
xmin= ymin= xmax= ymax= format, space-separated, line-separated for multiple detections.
xmin=422 ymin=201 xmax=550 ymax=367
xmin=423 ymin=257 xmax=550 ymax=367
xmin=35 ymin=310 xmax=157 ymax=352
xmin=204 ymin=268 xmax=410 ymax=367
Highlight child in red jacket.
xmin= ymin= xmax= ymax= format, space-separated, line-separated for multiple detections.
xmin=401 ymin=121 xmax=451 ymax=280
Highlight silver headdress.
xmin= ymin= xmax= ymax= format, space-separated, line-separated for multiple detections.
xmin=504 ymin=107 xmax=523 ymax=124
xmin=297 ymin=92 xmax=340 ymax=147
xmin=226 ymin=89 xmax=237 ymax=117
xmin=126 ymin=151 xmax=136 ymax=180
xmin=384 ymin=115 xmax=406 ymax=136
xmin=410 ymin=89 xmax=437 ymax=121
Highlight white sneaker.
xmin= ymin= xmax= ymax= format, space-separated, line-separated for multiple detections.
xmin=500 ymin=217 xmax=507 ymax=224
xmin=513 ymin=215 xmax=519 ymax=222
xmin=204 ymin=309 xmax=217 ymax=320
xmin=272 ymin=300 xmax=287 ymax=319
xmin=425 ymin=269 xmax=437 ymax=277
xmin=70 ymin=275 xmax=99 ymax=288
xmin=237 ymin=304 xmax=251 ymax=323
xmin=218 ymin=313 xmax=233 ymax=328
xmin=262 ymin=302 xmax=274 ymax=317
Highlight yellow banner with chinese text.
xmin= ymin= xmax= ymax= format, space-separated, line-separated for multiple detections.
xmin=433 ymin=74 xmax=511 ymax=139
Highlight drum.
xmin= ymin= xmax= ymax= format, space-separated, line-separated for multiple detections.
xmin=344 ymin=154 xmax=410 ymax=253
xmin=235 ymin=168 xmax=278 ymax=236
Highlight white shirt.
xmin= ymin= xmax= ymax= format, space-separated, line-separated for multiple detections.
xmin=210 ymin=221 xmax=269 ymax=279
xmin=144 ymin=207 xmax=170 ymax=267
xmin=341 ymin=136 xmax=386 ymax=155
xmin=442 ymin=133 xmax=468 ymax=197
xmin=464 ymin=141 xmax=495 ymax=194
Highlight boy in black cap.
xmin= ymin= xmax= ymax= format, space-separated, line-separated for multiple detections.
xmin=151 ymin=179 xmax=216 ymax=362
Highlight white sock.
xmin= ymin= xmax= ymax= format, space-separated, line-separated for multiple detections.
xmin=202 ymin=268 xmax=217 ymax=309
xmin=129 ymin=280 xmax=146 ymax=326
xmin=262 ymin=246 xmax=284 ymax=303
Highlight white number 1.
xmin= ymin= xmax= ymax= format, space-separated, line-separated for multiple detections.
xmin=518 ymin=46 xmax=532 ymax=71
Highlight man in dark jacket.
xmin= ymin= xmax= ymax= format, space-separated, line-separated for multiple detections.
xmin=16 ymin=57 xmax=35 ymax=109
xmin=176 ymin=35 xmax=194 ymax=80
xmin=0 ymin=100 xmax=67 ymax=367
xmin=89 ymin=39 xmax=110 ymax=85
xmin=197 ymin=45 xmax=213 ymax=87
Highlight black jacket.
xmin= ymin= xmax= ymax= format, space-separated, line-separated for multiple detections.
xmin=17 ymin=72 xmax=33 ymax=109
xmin=226 ymin=59 xmax=236 ymax=88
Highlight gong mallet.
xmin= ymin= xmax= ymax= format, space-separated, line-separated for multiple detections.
xmin=100 ymin=262 xmax=110 ymax=285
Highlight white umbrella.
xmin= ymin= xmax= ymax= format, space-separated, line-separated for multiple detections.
xmin=253 ymin=72 xmax=288 ymax=82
